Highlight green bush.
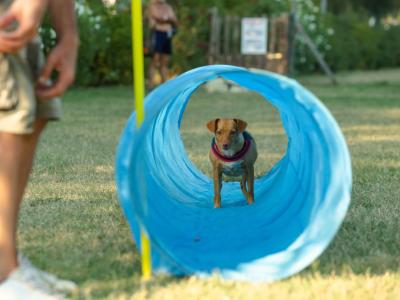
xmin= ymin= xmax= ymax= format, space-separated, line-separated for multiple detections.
xmin=294 ymin=0 xmax=333 ymax=73
xmin=41 ymin=1 xmax=132 ymax=86
xmin=170 ymin=5 xmax=210 ymax=73
xmin=309 ymin=11 xmax=400 ymax=72
xmin=40 ymin=1 xmax=400 ymax=86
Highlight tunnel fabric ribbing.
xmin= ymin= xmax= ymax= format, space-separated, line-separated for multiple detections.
xmin=116 ymin=65 xmax=352 ymax=282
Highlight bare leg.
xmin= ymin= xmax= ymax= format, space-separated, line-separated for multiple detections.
xmin=160 ymin=54 xmax=170 ymax=83
xmin=149 ymin=53 xmax=161 ymax=88
xmin=0 ymin=119 xmax=48 ymax=282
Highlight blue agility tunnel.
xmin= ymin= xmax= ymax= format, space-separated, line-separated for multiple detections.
xmin=116 ymin=65 xmax=352 ymax=282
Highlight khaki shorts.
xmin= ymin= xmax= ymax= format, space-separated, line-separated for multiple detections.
xmin=0 ymin=1 xmax=62 ymax=135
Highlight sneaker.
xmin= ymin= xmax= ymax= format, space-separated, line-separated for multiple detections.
xmin=0 ymin=268 xmax=65 ymax=300
xmin=18 ymin=254 xmax=77 ymax=294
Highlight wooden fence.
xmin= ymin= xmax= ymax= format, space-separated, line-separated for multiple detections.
xmin=208 ymin=8 xmax=290 ymax=74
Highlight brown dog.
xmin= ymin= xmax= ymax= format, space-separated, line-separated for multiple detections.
xmin=206 ymin=118 xmax=257 ymax=208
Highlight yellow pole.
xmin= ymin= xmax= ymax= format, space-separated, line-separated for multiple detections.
xmin=132 ymin=0 xmax=145 ymax=126
xmin=131 ymin=0 xmax=152 ymax=280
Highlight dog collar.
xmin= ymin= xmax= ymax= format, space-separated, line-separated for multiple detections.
xmin=211 ymin=132 xmax=252 ymax=163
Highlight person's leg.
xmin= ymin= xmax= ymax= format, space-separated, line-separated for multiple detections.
xmin=15 ymin=120 xmax=47 ymax=203
xmin=160 ymin=54 xmax=170 ymax=83
xmin=0 ymin=133 xmax=26 ymax=281
xmin=149 ymin=53 xmax=161 ymax=88
xmin=0 ymin=119 xmax=47 ymax=282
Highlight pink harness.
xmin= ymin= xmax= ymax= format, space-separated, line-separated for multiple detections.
xmin=211 ymin=132 xmax=252 ymax=163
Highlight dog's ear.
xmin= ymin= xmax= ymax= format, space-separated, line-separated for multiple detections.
xmin=235 ymin=119 xmax=247 ymax=132
xmin=206 ymin=119 xmax=219 ymax=132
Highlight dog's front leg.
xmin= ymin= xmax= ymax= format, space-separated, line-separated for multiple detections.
xmin=213 ymin=166 xmax=222 ymax=208
xmin=240 ymin=173 xmax=248 ymax=197
xmin=246 ymin=165 xmax=255 ymax=205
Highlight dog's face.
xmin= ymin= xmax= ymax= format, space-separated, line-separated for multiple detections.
xmin=206 ymin=118 xmax=247 ymax=151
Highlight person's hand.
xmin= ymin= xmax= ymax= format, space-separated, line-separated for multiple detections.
xmin=0 ymin=0 xmax=49 ymax=53
xmin=35 ymin=37 xmax=78 ymax=100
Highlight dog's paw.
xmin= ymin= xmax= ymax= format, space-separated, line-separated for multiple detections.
xmin=247 ymin=197 xmax=254 ymax=205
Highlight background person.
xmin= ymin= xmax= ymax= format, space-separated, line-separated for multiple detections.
xmin=147 ymin=0 xmax=178 ymax=89
xmin=0 ymin=0 xmax=79 ymax=298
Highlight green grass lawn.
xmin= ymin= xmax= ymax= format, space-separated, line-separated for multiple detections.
xmin=20 ymin=69 xmax=400 ymax=299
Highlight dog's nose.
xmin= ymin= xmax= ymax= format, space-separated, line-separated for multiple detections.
xmin=222 ymin=144 xmax=229 ymax=149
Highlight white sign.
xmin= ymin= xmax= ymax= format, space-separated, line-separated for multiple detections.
xmin=241 ymin=18 xmax=268 ymax=55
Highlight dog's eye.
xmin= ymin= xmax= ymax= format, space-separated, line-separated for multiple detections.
xmin=216 ymin=131 xmax=222 ymax=135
